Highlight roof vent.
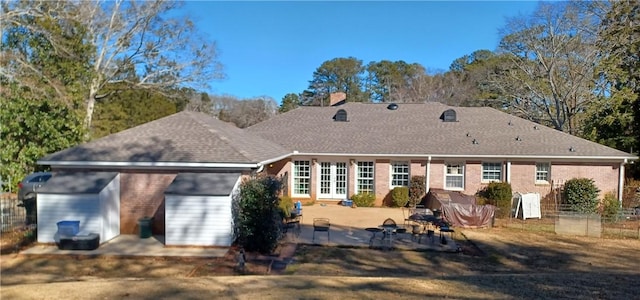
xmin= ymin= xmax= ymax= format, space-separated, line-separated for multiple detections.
xmin=441 ymin=109 xmax=457 ymax=122
xmin=515 ymin=136 xmax=522 ymax=141
xmin=333 ymin=109 xmax=348 ymax=122
xmin=569 ymin=146 xmax=576 ymax=152
xmin=534 ymin=125 xmax=539 ymax=130
xmin=387 ymin=103 xmax=399 ymax=110
xmin=472 ymin=139 xmax=479 ymax=145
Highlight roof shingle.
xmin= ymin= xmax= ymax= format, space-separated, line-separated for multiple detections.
xmin=247 ymin=102 xmax=635 ymax=159
xmin=40 ymin=112 xmax=290 ymax=165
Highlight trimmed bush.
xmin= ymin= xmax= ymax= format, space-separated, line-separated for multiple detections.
xmin=477 ymin=182 xmax=512 ymax=218
xmin=408 ymin=176 xmax=426 ymax=207
xmin=234 ymin=175 xmax=283 ymax=253
xmin=563 ymin=178 xmax=600 ymax=213
xmin=600 ymin=192 xmax=620 ymax=222
xmin=351 ymin=192 xmax=376 ymax=207
xmin=391 ymin=186 xmax=409 ymax=207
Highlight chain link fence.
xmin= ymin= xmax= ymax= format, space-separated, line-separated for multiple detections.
xmin=503 ymin=200 xmax=640 ymax=239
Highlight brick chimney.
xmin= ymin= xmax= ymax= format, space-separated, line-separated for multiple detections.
xmin=329 ymin=92 xmax=346 ymax=106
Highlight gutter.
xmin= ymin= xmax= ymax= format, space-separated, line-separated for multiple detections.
xmin=37 ymin=160 xmax=260 ymax=170
xmin=289 ymin=152 xmax=638 ymax=162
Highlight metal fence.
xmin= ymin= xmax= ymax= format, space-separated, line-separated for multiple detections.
xmin=503 ymin=211 xmax=640 ymax=239
xmin=1 ymin=193 xmax=27 ymax=233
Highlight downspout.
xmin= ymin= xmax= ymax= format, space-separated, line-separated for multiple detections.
xmin=425 ymin=156 xmax=431 ymax=193
xmin=506 ymin=161 xmax=511 ymax=183
xmin=618 ymin=159 xmax=626 ymax=204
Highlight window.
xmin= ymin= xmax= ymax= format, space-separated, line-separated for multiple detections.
xmin=293 ymin=160 xmax=311 ymax=195
xmin=445 ymin=163 xmax=464 ymax=190
xmin=536 ymin=163 xmax=550 ymax=183
xmin=356 ymin=161 xmax=374 ymax=193
xmin=482 ymin=162 xmax=502 ymax=182
xmin=390 ymin=161 xmax=410 ymax=187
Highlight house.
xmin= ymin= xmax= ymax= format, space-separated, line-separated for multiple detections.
xmin=36 ymin=112 xmax=289 ymax=246
xmin=37 ymin=102 xmax=637 ymax=246
xmin=247 ymin=102 xmax=637 ymax=206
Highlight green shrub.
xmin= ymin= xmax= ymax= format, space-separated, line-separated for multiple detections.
xmin=408 ymin=176 xmax=426 ymax=207
xmin=477 ymin=182 xmax=512 ymax=218
xmin=563 ymin=178 xmax=600 ymax=213
xmin=351 ymin=192 xmax=376 ymax=207
xmin=391 ymin=186 xmax=409 ymax=207
xmin=234 ymin=175 xmax=283 ymax=253
xmin=600 ymin=192 xmax=620 ymax=222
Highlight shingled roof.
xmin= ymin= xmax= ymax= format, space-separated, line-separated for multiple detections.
xmin=247 ymin=102 xmax=635 ymax=160
xmin=40 ymin=111 xmax=290 ymax=167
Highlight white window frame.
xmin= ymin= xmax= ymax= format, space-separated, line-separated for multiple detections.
xmin=482 ymin=162 xmax=502 ymax=183
xmin=390 ymin=161 xmax=410 ymax=187
xmin=535 ymin=162 xmax=550 ymax=184
xmin=356 ymin=161 xmax=375 ymax=194
xmin=444 ymin=162 xmax=465 ymax=190
xmin=292 ymin=160 xmax=311 ymax=196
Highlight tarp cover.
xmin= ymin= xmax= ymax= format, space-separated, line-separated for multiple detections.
xmin=425 ymin=189 xmax=496 ymax=228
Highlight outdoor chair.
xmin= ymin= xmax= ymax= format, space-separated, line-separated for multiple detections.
xmin=312 ymin=218 xmax=330 ymax=243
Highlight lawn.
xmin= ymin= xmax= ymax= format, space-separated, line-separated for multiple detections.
xmin=2 ymin=224 xmax=639 ymax=299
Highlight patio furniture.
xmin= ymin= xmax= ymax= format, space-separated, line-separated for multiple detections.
xmin=313 ymin=218 xmax=330 ymax=243
xmin=283 ymin=218 xmax=301 ymax=238
xmin=365 ymin=227 xmax=384 ymax=248
xmin=57 ymin=233 xmax=100 ymax=250
xmin=439 ymin=226 xmax=454 ymax=245
xmin=380 ymin=218 xmax=398 ymax=250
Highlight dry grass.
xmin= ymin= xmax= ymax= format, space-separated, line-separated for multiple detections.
xmin=2 ymin=224 xmax=640 ymax=299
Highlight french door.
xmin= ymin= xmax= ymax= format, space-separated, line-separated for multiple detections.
xmin=318 ymin=161 xmax=348 ymax=199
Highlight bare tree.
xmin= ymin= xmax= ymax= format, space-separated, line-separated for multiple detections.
xmin=492 ymin=1 xmax=603 ymax=134
xmin=1 ymin=0 xmax=224 ymax=131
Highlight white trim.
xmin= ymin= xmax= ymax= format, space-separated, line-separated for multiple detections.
xmin=425 ymin=156 xmax=431 ymax=193
xmin=535 ymin=162 xmax=551 ymax=184
xmin=618 ymin=162 xmax=625 ymax=203
xmin=389 ymin=160 xmax=410 ymax=188
xmin=258 ymin=152 xmax=294 ymax=167
xmin=291 ymin=160 xmax=311 ymax=197
xmin=289 ymin=152 xmax=637 ymax=161
xmin=481 ymin=161 xmax=503 ymax=183
xmin=506 ymin=161 xmax=511 ymax=183
xmin=355 ymin=160 xmax=375 ymax=194
xmin=38 ymin=160 xmax=258 ymax=169
xmin=444 ymin=162 xmax=465 ymax=191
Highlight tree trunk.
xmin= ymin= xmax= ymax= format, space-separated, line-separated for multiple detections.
xmin=84 ymin=82 xmax=99 ymax=136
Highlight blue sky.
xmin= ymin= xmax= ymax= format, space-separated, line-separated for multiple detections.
xmin=182 ymin=1 xmax=539 ymax=103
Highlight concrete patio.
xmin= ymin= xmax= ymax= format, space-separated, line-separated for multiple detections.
xmin=288 ymin=204 xmax=459 ymax=252
xmin=20 ymin=204 xmax=459 ymax=258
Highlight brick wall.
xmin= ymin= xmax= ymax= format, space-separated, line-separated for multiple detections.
xmin=374 ymin=159 xmax=390 ymax=206
xmin=119 ymin=171 xmax=177 ymax=234
xmin=551 ymin=163 xmax=619 ymax=197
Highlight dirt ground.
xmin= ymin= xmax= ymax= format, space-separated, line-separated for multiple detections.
xmin=2 ymin=223 xmax=639 ymax=299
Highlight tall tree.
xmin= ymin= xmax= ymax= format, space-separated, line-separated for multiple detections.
xmin=365 ymin=60 xmax=426 ymax=103
xmin=279 ymin=93 xmax=301 ymax=113
xmin=0 ymin=84 xmax=85 ymax=190
xmin=492 ymin=1 xmax=602 ymax=134
xmin=583 ymin=0 xmax=639 ymax=157
xmin=91 ymin=85 xmax=183 ymax=138
xmin=1 ymin=0 xmax=224 ymax=134
xmin=308 ymin=57 xmax=367 ymax=105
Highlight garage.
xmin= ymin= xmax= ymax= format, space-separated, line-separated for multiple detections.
xmin=37 ymin=172 xmax=120 ymax=244
xmin=164 ymin=173 xmax=241 ymax=247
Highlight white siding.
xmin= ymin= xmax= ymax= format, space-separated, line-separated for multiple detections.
xmin=165 ymin=195 xmax=233 ymax=246
xmin=98 ymin=174 xmax=120 ymax=242
xmin=37 ymin=194 xmax=101 ymax=243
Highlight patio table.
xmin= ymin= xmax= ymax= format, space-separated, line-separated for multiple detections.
xmin=365 ymin=227 xmax=383 ymax=248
